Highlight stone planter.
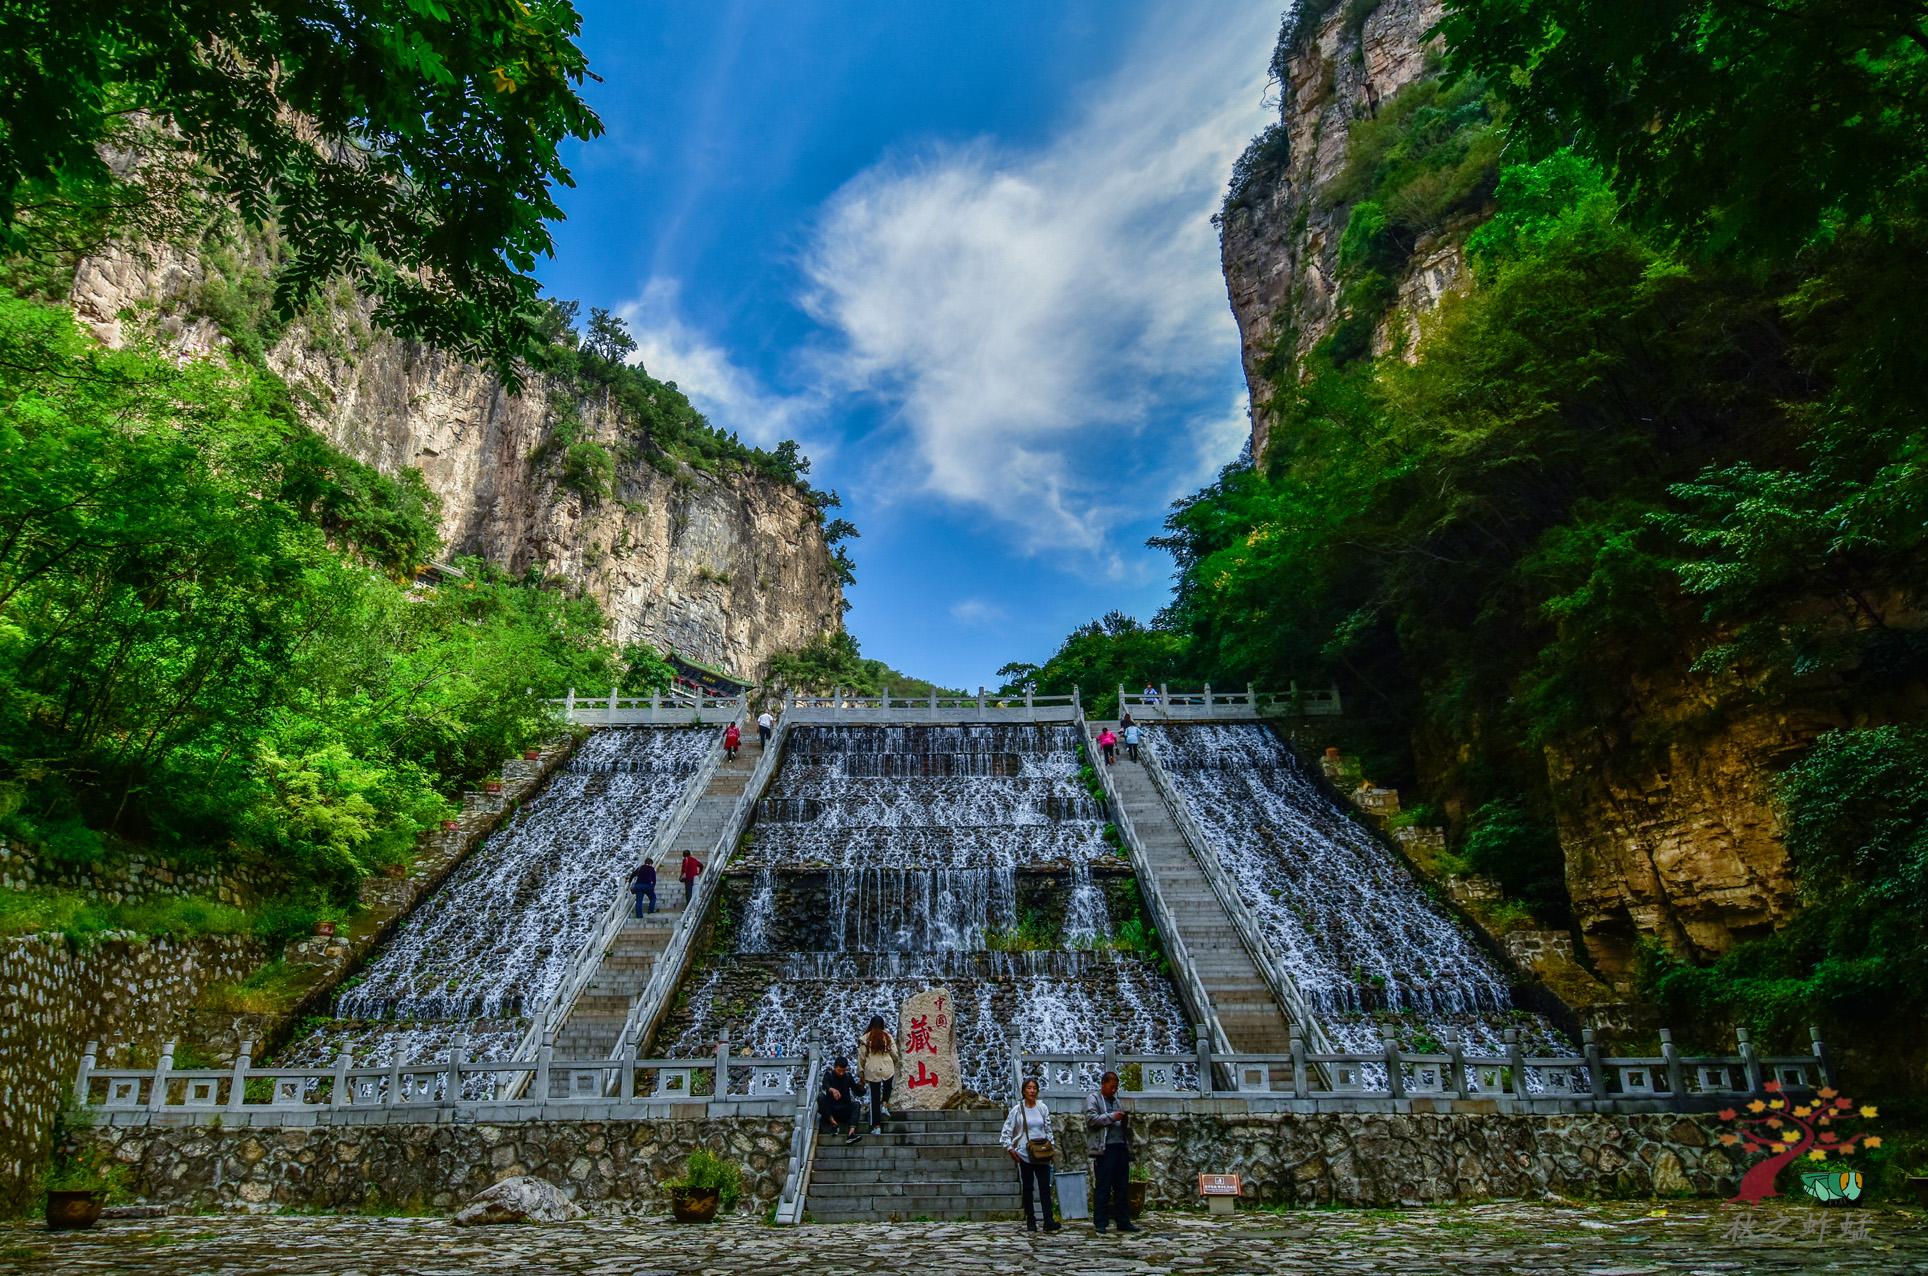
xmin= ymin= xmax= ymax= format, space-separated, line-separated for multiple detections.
xmin=441 ymin=819 xmax=460 ymax=831
xmin=485 ymin=781 xmax=503 ymax=795
xmin=313 ymin=920 xmax=337 ymax=938
xmin=1127 ymin=1181 xmax=1148 ymax=1215
xmin=46 ymin=1189 xmax=105 ymax=1231
xmin=668 ymin=1187 xmax=719 ymax=1222
xmin=523 ymin=749 xmax=542 ymax=761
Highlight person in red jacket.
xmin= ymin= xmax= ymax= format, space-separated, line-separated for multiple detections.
xmin=723 ymin=721 xmax=741 ymax=760
xmin=680 ymin=851 xmax=703 ymax=904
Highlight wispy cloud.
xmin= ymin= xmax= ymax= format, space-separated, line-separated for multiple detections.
xmin=798 ymin=5 xmax=1272 ymax=553
xmin=617 ymin=280 xmax=822 ymax=453
xmin=949 ymin=598 xmax=1008 ymax=627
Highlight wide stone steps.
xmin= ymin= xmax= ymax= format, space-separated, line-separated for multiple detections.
xmin=551 ymin=743 xmax=759 ymax=1059
xmin=806 ymin=1113 xmax=1021 ymax=1222
xmin=1088 ymin=721 xmax=1295 ymax=1056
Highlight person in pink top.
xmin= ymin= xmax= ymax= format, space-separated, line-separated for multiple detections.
xmin=1097 ymin=727 xmax=1118 ymax=765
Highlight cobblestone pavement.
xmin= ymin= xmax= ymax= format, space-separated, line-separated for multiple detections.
xmin=5 ymin=1201 xmax=1926 ymax=1274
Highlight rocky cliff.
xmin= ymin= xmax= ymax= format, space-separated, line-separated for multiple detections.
xmin=1219 ymin=0 xmax=1453 ymax=461
xmin=1217 ymin=1 xmax=1809 ymax=982
xmin=67 ymin=241 xmax=843 ymax=681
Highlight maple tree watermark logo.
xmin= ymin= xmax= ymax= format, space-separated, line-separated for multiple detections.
xmin=1716 ymin=1081 xmax=1879 ymax=1204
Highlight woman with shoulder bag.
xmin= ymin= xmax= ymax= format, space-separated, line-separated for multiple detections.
xmin=1001 ymin=1077 xmax=1061 ymax=1232
xmin=858 ymin=1014 xmax=901 ymax=1134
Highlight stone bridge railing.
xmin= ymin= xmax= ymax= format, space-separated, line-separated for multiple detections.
xmin=1014 ymin=1023 xmax=1837 ymax=1115
xmin=73 ymin=1032 xmax=815 ymax=1127
xmin=550 ymin=688 xmax=746 ymax=725
xmin=781 ymin=688 xmax=1082 ymax=723
xmin=76 ymin=1021 xmax=1836 ymax=1128
xmin=1117 ymin=683 xmax=1342 ymax=719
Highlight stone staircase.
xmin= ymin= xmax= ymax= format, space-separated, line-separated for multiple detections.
xmin=806 ymin=1110 xmax=1021 ymax=1223
xmin=1089 ymin=721 xmax=1293 ymax=1055
xmin=550 ymin=744 xmax=763 ymax=1059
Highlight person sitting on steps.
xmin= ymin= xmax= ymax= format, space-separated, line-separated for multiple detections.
xmin=817 ymin=1057 xmax=862 ymax=1144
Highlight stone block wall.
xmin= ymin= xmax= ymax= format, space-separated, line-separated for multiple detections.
xmin=66 ymin=1109 xmax=1734 ymax=1216
xmin=0 ymin=837 xmax=280 ymax=907
xmin=72 ymin=1118 xmax=794 ymax=1214
xmin=1048 ymin=1109 xmax=1727 ymax=1206
xmin=0 ymin=932 xmax=265 ymax=1212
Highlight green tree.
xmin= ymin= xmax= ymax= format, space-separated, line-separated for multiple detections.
xmin=0 ymin=0 xmax=603 ymax=381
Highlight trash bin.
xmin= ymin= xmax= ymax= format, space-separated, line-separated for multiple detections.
xmin=1055 ymin=1169 xmax=1090 ymax=1221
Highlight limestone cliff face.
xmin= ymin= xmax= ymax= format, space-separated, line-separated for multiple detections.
xmin=1542 ymin=692 xmax=1826 ymax=981
xmin=1217 ymin=1 xmax=1812 ymax=978
xmin=1219 ymin=0 xmax=1453 ymax=461
xmin=67 ymin=244 xmax=843 ymax=680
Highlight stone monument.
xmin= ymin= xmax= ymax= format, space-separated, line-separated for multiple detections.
xmin=896 ymin=986 xmax=961 ymax=1110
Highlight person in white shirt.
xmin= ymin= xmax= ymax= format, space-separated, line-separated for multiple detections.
xmin=756 ymin=709 xmax=774 ymax=749
xmin=1001 ymin=1077 xmax=1060 ymax=1232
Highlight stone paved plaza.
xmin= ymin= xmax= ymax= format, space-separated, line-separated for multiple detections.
xmin=5 ymin=1201 xmax=1926 ymax=1275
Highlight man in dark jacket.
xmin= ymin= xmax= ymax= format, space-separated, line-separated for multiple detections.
xmin=818 ymin=1057 xmax=862 ymax=1144
xmin=629 ymin=860 xmax=657 ymax=917
xmin=1086 ymin=1071 xmax=1137 ymax=1233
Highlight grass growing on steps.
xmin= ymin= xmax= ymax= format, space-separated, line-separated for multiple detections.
xmin=0 ymin=887 xmax=252 ymax=944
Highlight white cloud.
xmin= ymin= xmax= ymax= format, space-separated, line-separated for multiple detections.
xmin=616 ymin=281 xmax=822 ymax=453
xmin=949 ymin=598 xmax=1008 ymax=627
xmin=799 ymin=5 xmax=1274 ymax=553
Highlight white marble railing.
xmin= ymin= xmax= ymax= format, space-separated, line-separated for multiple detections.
xmin=551 ymin=688 xmax=746 ymax=725
xmin=1116 ymin=683 xmax=1342 ymax=719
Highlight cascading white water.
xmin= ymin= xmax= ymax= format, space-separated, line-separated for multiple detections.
xmin=282 ymin=728 xmax=712 ymax=1074
xmin=1146 ymin=723 xmax=1567 ymax=1068
xmin=664 ymin=724 xmax=1187 ymax=1093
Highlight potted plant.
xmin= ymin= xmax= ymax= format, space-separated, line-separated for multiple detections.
xmin=484 ymin=778 xmax=504 ymax=795
xmin=1127 ymin=1162 xmax=1150 ymax=1216
xmin=313 ymin=919 xmax=337 ymax=938
xmin=523 ymin=747 xmax=541 ymax=760
xmin=441 ymin=818 xmax=460 ymax=831
xmin=44 ymin=1108 xmax=123 ymax=1231
xmin=663 ymin=1148 xmax=742 ymax=1223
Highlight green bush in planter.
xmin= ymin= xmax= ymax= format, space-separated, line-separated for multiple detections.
xmin=666 ymin=1149 xmax=743 ymax=1211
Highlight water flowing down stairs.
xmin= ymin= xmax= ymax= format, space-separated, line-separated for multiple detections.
xmin=805 ymin=1111 xmax=1021 ymax=1223
xmin=551 ymin=744 xmax=764 ymax=1058
xmin=1088 ymin=721 xmax=1294 ymax=1055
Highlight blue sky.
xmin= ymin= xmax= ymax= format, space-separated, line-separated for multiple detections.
xmin=536 ymin=1 xmax=1277 ymax=689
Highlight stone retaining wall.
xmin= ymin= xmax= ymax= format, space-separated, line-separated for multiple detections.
xmin=0 ymin=838 xmax=281 ymax=907
xmin=72 ymin=1118 xmax=794 ymax=1214
xmin=0 ymin=932 xmax=266 ymax=1212
xmin=1049 ymin=1110 xmax=1728 ymax=1206
xmin=71 ymin=1110 xmax=1731 ymax=1216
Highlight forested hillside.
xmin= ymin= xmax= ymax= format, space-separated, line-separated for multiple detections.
xmin=1014 ymin=0 xmax=1928 ymax=1079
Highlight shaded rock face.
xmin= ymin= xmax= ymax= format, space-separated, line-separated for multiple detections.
xmin=1218 ymin=0 xmax=1449 ymax=461
xmin=1545 ymin=693 xmax=1830 ymax=981
xmin=68 ymin=244 xmax=843 ymax=680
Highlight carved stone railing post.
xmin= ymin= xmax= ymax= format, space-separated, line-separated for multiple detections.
xmin=535 ymin=1032 xmax=554 ymax=1104
xmin=1737 ymin=1027 xmax=1763 ymax=1092
xmin=1289 ymin=1024 xmax=1308 ymax=1099
xmin=1660 ymin=1028 xmax=1683 ymax=1096
xmin=1504 ymin=1029 xmax=1526 ymax=1097
xmin=1447 ymin=1029 xmax=1469 ymax=1099
xmin=445 ymin=1033 xmax=467 ymax=1108
xmin=619 ymin=1034 xmax=637 ymax=1101
xmin=387 ymin=1052 xmax=404 ymax=1106
xmin=565 ymin=687 xmax=576 ymax=718
xmin=1810 ymin=1024 xmax=1835 ymax=1089
xmin=147 ymin=1040 xmax=176 ymax=1113
xmin=74 ymin=1040 xmax=98 ymax=1105
xmin=331 ymin=1050 xmax=353 ymax=1109
xmin=1583 ymin=1028 xmax=1608 ymax=1100
xmin=226 ymin=1040 xmax=252 ymax=1112
xmin=713 ymin=1032 xmax=732 ymax=1111
xmin=1194 ymin=1025 xmax=1214 ymax=1097
xmin=1382 ymin=1027 xmax=1405 ymax=1099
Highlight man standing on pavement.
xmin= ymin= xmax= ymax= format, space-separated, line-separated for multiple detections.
xmin=1086 ymin=1070 xmax=1137 ymax=1233
xmin=756 ymin=707 xmax=775 ymax=749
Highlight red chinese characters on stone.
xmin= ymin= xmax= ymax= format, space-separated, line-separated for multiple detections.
xmin=905 ymin=1015 xmax=935 ymax=1055
xmin=906 ymin=1060 xmax=941 ymax=1090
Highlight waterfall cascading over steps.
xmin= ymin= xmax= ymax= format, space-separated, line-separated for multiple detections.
xmin=281 ymin=728 xmax=712 ymax=1079
xmin=658 ymin=724 xmax=1190 ymax=1095
xmin=1146 ymin=723 xmax=1565 ymax=1059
